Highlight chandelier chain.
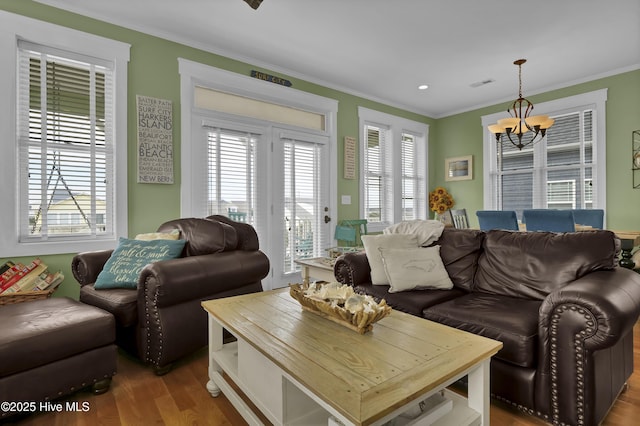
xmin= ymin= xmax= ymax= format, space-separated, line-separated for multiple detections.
xmin=518 ymin=62 xmax=523 ymax=98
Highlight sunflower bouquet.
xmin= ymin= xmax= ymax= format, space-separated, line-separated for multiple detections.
xmin=429 ymin=187 xmax=455 ymax=215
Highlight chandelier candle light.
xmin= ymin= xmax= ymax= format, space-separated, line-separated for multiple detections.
xmin=488 ymin=59 xmax=554 ymax=150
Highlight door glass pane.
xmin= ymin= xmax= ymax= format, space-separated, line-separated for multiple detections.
xmin=283 ymin=140 xmax=321 ymax=274
xmin=207 ymin=128 xmax=256 ymax=223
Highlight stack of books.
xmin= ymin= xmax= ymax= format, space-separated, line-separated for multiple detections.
xmin=0 ymin=258 xmax=64 ymax=295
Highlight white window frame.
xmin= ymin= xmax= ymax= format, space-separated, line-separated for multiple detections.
xmin=481 ymin=89 xmax=607 ymax=213
xmin=358 ymin=107 xmax=429 ymax=233
xmin=0 ymin=11 xmax=130 ymax=256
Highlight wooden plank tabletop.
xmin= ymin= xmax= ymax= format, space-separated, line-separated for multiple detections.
xmin=202 ymin=288 xmax=502 ymax=425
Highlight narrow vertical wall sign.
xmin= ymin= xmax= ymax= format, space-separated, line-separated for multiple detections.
xmin=137 ymin=95 xmax=174 ymax=184
xmin=344 ymin=136 xmax=356 ymax=180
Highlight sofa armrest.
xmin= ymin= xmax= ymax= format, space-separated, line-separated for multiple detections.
xmin=138 ymin=250 xmax=270 ymax=308
xmin=539 ymin=268 xmax=640 ymax=351
xmin=334 ymin=252 xmax=371 ymax=286
xmin=71 ymin=250 xmax=114 ymax=286
xmin=537 ymin=267 xmax=640 ymax=425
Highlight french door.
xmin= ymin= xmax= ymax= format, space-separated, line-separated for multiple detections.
xmin=270 ymin=128 xmax=332 ymax=289
xmin=201 ymin=120 xmax=332 ymax=290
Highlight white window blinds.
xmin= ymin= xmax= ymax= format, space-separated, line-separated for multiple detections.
xmin=363 ymin=125 xmax=392 ymax=225
xmin=401 ymin=132 xmax=426 ymax=220
xmin=17 ymin=41 xmax=114 ymax=240
xmin=206 ymin=127 xmax=257 ymax=223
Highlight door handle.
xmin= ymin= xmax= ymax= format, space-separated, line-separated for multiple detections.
xmin=324 ymin=215 xmax=331 ymax=223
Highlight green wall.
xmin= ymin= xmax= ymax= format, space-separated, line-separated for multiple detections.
xmin=433 ymin=69 xmax=640 ymax=229
xmin=2 ymin=1 xmax=638 ymax=299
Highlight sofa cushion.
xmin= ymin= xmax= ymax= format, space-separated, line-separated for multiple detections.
xmin=94 ymin=237 xmax=186 ymax=289
xmin=430 ymin=228 xmax=485 ymax=292
xmin=354 ymin=282 xmax=466 ymax=317
xmin=157 ymin=218 xmax=238 ymax=256
xmin=475 ymin=229 xmax=618 ymax=300
xmin=361 ymin=234 xmax=419 ymax=285
xmin=80 ymin=284 xmax=138 ymax=327
xmin=423 ymin=293 xmax=541 ymax=368
xmin=379 ymin=246 xmax=453 ymax=293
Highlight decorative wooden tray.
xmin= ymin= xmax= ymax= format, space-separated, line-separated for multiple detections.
xmin=289 ymin=282 xmax=391 ymax=334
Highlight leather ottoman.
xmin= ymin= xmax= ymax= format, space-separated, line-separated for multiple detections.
xmin=0 ymin=297 xmax=116 ymax=419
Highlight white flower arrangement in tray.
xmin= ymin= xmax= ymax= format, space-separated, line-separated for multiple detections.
xmin=289 ymin=282 xmax=392 ymax=334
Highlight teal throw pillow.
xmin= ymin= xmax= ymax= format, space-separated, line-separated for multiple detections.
xmin=94 ymin=237 xmax=186 ymax=289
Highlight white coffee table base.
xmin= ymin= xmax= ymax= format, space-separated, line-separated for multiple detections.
xmin=206 ymin=315 xmax=492 ymax=426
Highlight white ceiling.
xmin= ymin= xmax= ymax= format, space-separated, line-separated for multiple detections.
xmin=35 ymin=0 xmax=640 ymax=118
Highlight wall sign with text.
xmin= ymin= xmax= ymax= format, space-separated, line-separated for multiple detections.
xmin=137 ymin=95 xmax=174 ymax=184
xmin=344 ymin=136 xmax=356 ymax=180
xmin=250 ymin=70 xmax=292 ymax=87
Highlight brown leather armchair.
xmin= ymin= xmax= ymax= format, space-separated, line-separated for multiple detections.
xmin=72 ymin=215 xmax=269 ymax=375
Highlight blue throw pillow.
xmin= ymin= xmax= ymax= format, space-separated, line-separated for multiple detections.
xmin=94 ymin=237 xmax=186 ymax=289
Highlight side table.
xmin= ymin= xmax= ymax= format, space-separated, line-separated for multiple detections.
xmin=294 ymin=257 xmax=336 ymax=285
xmin=614 ymin=231 xmax=640 ymax=269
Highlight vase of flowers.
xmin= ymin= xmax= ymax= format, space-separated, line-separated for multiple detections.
xmin=429 ymin=186 xmax=455 ymax=222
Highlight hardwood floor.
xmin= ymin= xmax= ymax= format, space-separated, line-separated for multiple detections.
xmin=5 ymin=321 xmax=640 ymax=425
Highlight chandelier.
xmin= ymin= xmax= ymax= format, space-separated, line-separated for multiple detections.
xmin=488 ymin=59 xmax=554 ymax=150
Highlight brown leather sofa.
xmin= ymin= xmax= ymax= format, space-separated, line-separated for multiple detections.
xmin=334 ymin=228 xmax=640 ymax=426
xmin=72 ymin=215 xmax=269 ymax=375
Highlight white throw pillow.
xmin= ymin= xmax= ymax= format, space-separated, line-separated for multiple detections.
xmin=361 ymin=234 xmax=419 ymax=285
xmin=383 ymin=219 xmax=444 ymax=246
xmin=379 ymin=246 xmax=453 ymax=293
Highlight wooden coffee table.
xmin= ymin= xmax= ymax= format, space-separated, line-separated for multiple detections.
xmin=202 ymin=289 xmax=502 ymax=426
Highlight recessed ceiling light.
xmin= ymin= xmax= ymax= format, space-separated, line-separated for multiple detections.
xmin=418 ymin=84 xmax=429 ymax=90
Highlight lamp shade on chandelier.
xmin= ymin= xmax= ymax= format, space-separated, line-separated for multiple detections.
xmin=488 ymin=59 xmax=554 ymax=150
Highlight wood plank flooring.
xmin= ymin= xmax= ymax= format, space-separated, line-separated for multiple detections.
xmin=5 ymin=321 xmax=640 ymax=426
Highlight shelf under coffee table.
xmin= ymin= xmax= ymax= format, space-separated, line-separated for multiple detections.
xmin=202 ymin=288 xmax=502 ymax=426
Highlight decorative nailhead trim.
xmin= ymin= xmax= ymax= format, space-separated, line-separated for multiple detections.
xmin=143 ymin=277 xmax=164 ymax=367
xmin=547 ymin=304 xmax=596 ymax=426
xmin=492 ymin=394 xmax=541 ymax=419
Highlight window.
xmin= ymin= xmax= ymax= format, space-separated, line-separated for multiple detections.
xmin=359 ymin=107 xmax=428 ymax=232
xmin=19 ymin=43 xmax=111 ymax=239
xmin=481 ymin=90 xmax=607 ymax=219
xmin=0 ymin=12 xmax=129 ymax=256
